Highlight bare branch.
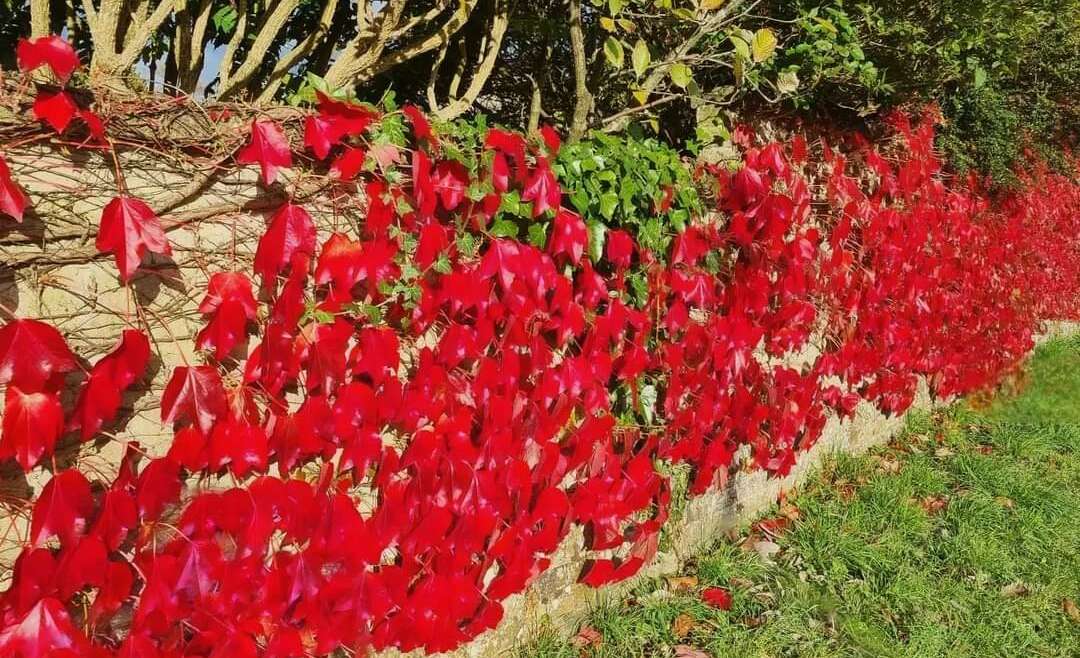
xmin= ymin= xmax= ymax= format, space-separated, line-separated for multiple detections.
xmin=435 ymin=0 xmax=510 ymax=121
xmin=568 ymin=0 xmax=592 ymax=142
xmin=217 ymin=0 xmax=302 ymax=100
xmin=30 ymin=0 xmax=51 ymax=38
xmin=324 ymin=0 xmax=479 ymax=90
xmin=255 ymin=0 xmax=342 ymax=103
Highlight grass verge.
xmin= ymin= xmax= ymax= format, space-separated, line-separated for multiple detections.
xmin=519 ymin=335 xmax=1080 ymax=658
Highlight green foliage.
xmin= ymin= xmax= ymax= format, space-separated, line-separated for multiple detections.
xmin=554 ymin=132 xmax=701 ymax=256
xmin=759 ymin=0 xmax=1080 ymax=184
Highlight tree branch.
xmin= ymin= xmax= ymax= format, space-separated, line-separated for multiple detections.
xmin=255 ymin=0 xmax=342 ymax=103
xmin=435 ymin=0 xmax=510 ymax=121
xmin=568 ymin=0 xmax=593 ymax=142
xmin=217 ymin=0 xmax=301 ymax=100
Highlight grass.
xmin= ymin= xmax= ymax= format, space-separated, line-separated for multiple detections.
xmin=518 ymin=336 xmax=1080 ymax=658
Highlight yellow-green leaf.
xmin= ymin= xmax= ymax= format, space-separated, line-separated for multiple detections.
xmin=604 ymin=36 xmax=625 ymax=69
xmin=729 ymin=34 xmax=750 ymax=61
xmin=608 ymin=0 xmax=624 ymax=14
xmin=632 ymin=39 xmax=651 ymax=78
xmin=752 ymin=28 xmax=778 ymax=63
xmin=669 ymin=62 xmax=692 ymax=88
xmin=600 ymin=16 xmax=617 ymax=32
xmin=633 ymin=89 xmax=650 ymax=105
xmin=733 ymin=53 xmax=745 ymax=85
xmin=701 ymin=0 xmax=726 ymax=9
xmin=777 ymin=70 xmax=800 ymax=93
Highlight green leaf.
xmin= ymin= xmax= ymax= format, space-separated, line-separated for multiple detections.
xmin=604 ymin=37 xmax=626 ymax=69
xmin=752 ymin=28 xmax=778 ymax=63
xmin=730 ymin=34 xmax=750 ymax=61
xmin=211 ymin=5 xmax=238 ymax=33
xmin=599 ymin=192 xmax=619 ymax=219
xmin=974 ymin=66 xmax=987 ymax=89
xmin=632 ymin=39 xmax=652 ymax=78
xmin=639 ymin=382 xmax=657 ymax=424
xmin=587 ymin=221 xmax=607 ymax=263
xmin=669 ymin=62 xmax=693 ymax=88
xmin=527 ymin=222 xmax=549 ymax=248
xmin=491 ymin=218 xmax=519 ymax=238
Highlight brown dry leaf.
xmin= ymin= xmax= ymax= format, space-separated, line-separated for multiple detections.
xmin=667 ymin=575 xmax=699 ymax=592
xmin=672 ymin=613 xmax=696 ymax=639
xmin=1063 ymin=598 xmax=1080 ymax=623
xmin=729 ymin=576 xmax=755 ymax=590
xmin=920 ymin=496 xmax=948 ymax=515
xmin=1000 ymin=582 xmax=1030 ymax=598
xmin=742 ymin=615 xmax=766 ymax=628
xmin=572 ymin=625 xmax=602 ymax=648
xmin=674 ymin=645 xmax=711 ymax=658
xmin=995 ymin=496 xmax=1015 ymax=509
xmin=934 ymin=446 xmax=955 ymax=458
xmin=876 ymin=455 xmax=902 ymax=474
xmin=977 ymin=444 xmax=994 ymax=455
xmin=779 ymin=503 xmax=801 ymax=521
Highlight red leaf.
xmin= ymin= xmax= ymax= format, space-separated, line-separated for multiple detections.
xmin=77 ymin=109 xmax=106 ymax=142
xmin=0 ymin=598 xmax=91 ymax=658
xmin=160 ymin=365 xmax=227 ymax=433
xmin=16 ymin=36 xmax=80 ymax=83
xmin=549 ymin=208 xmax=589 ymax=265
xmin=30 ymin=470 xmax=94 ymax=548
xmin=1 ymin=384 xmax=64 ymax=472
xmin=539 ymin=124 xmax=562 ymax=155
xmin=522 ymin=156 xmax=561 ymax=217
xmin=135 ymin=457 xmax=182 ymax=521
xmin=329 ymin=146 xmax=367 ymax=181
xmin=95 ymin=196 xmax=171 ymax=283
xmin=316 ymin=92 xmax=378 ymax=138
xmin=254 ymin=203 xmax=316 ymax=284
xmin=403 ymin=104 xmax=435 ymax=146
xmin=54 ymin=535 xmax=108 ymax=599
xmin=303 ymin=115 xmax=337 ymax=160
xmin=1 ymin=155 xmax=29 ymax=222
xmin=32 ymin=90 xmax=77 ymax=133
xmin=701 ymin=586 xmax=732 ymax=610
xmin=68 ymin=329 xmax=150 ymax=440
xmin=196 ymin=272 xmax=258 ymax=359
xmin=236 ymin=119 xmax=292 ymax=185
xmin=433 ymin=160 xmax=468 ymax=211
xmin=0 ymin=319 xmax=77 ymax=389
xmin=606 ymin=229 xmax=634 ymax=269
xmin=314 ymin=233 xmax=400 ymax=297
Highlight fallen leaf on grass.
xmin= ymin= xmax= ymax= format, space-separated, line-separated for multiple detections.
xmin=572 ymin=625 xmax=602 ymax=648
xmin=1000 ymin=582 xmax=1030 ymax=598
xmin=977 ymin=444 xmax=994 ymax=455
xmin=729 ymin=576 xmax=754 ymax=590
xmin=742 ymin=615 xmax=766 ymax=628
xmin=674 ymin=645 xmax=710 ymax=658
xmin=994 ymin=496 xmax=1015 ymax=509
xmin=779 ymin=502 xmax=801 ymax=521
xmin=934 ymin=446 xmax=955 ymax=458
xmin=667 ymin=576 xmax=699 ymax=592
xmin=752 ymin=540 xmax=781 ymax=562
xmin=702 ymin=586 xmax=733 ymax=610
xmin=920 ymin=496 xmax=948 ymax=515
xmin=672 ymin=613 xmax=696 ymax=638
xmin=1063 ymin=598 xmax=1080 ymax=623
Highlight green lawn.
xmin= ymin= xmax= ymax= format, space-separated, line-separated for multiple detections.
xmin=520 ymin=335 xmax=1080 ymax=658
